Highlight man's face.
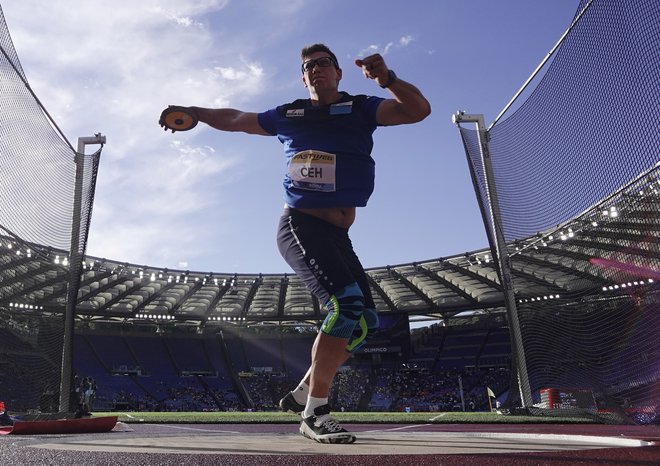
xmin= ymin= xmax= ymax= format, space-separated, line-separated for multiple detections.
xmin=302 ymin=52 xmax=342 ymax=91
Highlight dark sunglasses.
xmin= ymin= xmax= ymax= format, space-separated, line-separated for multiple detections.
xmin=301 ymin=56 xmax=338 ymax=73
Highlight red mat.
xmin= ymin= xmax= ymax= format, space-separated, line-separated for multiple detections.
xmin=0 ymin=416 xmax=117 ymax=435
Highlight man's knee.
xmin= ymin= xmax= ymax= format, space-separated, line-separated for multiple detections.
xmin=318 ymin=282 xmax=379 ymax=353
xmin=362 ymin=307 xmax=379 ymax=330
xmin=320 ymin=283 xmax=366 ymax=339
xmin=346 ymin=308 xmax=378 ymax=353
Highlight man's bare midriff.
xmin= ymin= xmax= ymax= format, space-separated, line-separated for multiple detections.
xmin=293 ymin=206 xmax=356 ymax=229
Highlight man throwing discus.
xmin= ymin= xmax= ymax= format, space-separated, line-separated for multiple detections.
xmin=160 ymin=43 xmax=431 ymax=444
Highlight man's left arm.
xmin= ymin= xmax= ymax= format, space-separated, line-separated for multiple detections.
xmin=355 ymin=54 xmax=431 ymax=126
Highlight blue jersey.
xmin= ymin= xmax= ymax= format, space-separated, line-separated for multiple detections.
xmin=258 ymin=92 xmax=384 ymax=208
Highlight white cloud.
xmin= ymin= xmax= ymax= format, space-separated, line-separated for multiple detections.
xmin=399 ymin=35 xmax=414 ymax=46
xmin=1 ymin=0 xmax=266 ymax=269
xmin=356 ymin=34 xmax=415 ymax=58
xmin=357 ymin=44 xmax=381 ymax=57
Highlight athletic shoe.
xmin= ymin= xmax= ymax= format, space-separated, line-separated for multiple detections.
xmin=300 ymin=404 xmax=356 ymax=444
xmin=279 ymin=391 xmax=305 ymax=415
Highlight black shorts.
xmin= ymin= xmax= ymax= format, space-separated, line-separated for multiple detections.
xmin=276 ymin=207 xmax=375 ymax=308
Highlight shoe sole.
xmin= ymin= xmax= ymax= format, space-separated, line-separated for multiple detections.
xmin=299 ymin=423 xmax=356 ymax=444
xmin=279 ymin=402 xmax=302 ymax=415
xmin=279 ymin=395 xmax=304 ymax=415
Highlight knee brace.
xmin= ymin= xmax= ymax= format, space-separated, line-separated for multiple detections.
xmin=321 ymin=283 xmax=379 ymax=353
xmin=346 ymin=307 xmax=379 ymax=353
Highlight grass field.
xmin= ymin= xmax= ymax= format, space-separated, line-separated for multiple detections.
xmin=93 ymin=410 xmax=598 ymax=425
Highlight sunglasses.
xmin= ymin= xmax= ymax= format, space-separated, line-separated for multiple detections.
xmin=301 ymin=56 xmax=338 ymax=73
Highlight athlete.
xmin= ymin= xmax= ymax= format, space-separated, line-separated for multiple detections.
xmin=160 ymin=43 xmax=431 ymax=443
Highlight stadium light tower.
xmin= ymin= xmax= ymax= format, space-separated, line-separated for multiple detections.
xmin=59 ymin=134 xmax=106 ymax=413
xmin=452 ymin=111 xmax=533 ymax=408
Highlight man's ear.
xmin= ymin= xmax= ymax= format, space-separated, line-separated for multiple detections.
xmin=336 ymin=68 xmax=342 ymax=85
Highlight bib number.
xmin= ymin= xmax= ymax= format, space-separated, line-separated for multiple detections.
xmin=289 ymin=150 xmax=336 ymax=192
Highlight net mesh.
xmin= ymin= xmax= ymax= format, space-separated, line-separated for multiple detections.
xmin=0 ymin=6 xmax=101 ymax=413
xmin=468 ymin=0 xmax=659 ymax=242
xmin=458 ymin=0 xmax=659 ymax=423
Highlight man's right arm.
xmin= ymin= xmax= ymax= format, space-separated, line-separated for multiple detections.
xmin=189 ymin=107 xmax=272 ymax=136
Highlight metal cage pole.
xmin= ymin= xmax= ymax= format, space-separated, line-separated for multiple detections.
xmin=58 ymin=134 xmax=105 ymax=413
xmin=452 ymin=111 xmax=533 ymax=407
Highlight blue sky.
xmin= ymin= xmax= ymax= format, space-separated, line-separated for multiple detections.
xmin=2 ymin=0 xmax=579 ymax=274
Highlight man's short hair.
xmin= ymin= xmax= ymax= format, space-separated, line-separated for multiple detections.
xmin=301 ymin=43 xmax=339 ymax=69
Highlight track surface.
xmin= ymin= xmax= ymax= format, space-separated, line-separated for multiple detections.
xmin=1 ymin=422 xmax=658 ymax=465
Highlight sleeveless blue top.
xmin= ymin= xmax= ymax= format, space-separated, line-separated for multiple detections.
xmin=258 ymin=92 xmax=384 ymax=208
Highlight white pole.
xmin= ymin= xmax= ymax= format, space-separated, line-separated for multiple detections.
xmin=458 ymin=375 xmax=465 ymax=412
xmin=452 ymin=112 xmax=533 ymax=407
xmin=59 ymin=134 xmax=105 ymax=413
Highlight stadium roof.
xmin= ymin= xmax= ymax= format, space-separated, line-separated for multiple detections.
xmin=1 ymin=164 xmax=658 ymax=330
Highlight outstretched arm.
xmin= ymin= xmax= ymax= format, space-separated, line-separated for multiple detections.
xmin=160 ymin=106 xmax=271 ymax=136
xmin=355 ymin=54 xmax=431 ymax=126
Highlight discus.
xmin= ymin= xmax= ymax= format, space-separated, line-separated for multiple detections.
xmin=160 ymin=106 xmax=198 ymax=132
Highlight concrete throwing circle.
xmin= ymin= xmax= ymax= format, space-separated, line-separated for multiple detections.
xmin=27 ymin=430 xmax=651 ymax=456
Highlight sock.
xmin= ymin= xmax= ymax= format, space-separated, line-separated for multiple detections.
xmin=303 ymin=396 xmax=328 ymax=419
xmin=292 ymin=381 xmax=309 ymax=404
